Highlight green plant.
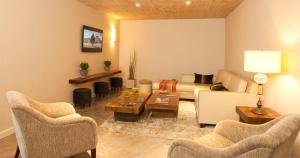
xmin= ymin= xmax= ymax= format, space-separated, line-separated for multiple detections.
xmin=128 ymin=50 xmax=136 ymax=80
xmin=104 ymin=60 xmax=112 ymax=67
xmin=80 ymin=62 xmax=89 ymax=70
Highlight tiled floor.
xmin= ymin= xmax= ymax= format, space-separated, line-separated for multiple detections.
xmin=0 ymin=94 xmax=175 ymax=158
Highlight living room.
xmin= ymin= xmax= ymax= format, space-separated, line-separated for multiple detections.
xmin=1 ymin=0 xmax=300 ymax=158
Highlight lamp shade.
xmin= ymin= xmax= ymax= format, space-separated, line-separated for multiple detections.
xmin=244 ymin=50 xmax=281 ymax=73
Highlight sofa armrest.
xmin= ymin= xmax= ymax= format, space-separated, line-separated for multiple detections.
xmin=168 ymin=140 xmax=225 ymax=158
xmin=196 ymin=91 xmax=258 ymax=124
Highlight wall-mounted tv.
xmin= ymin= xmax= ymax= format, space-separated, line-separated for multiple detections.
xmin=82 ymin=25 xmax=103 ymax=52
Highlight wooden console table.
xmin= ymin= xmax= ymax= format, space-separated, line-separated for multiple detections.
xmin=69 ymin=70 xmax=122 ymax=84
xmin=236 ymin=106 xmax=281 ymax=124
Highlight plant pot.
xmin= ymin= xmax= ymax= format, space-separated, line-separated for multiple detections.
xmin=126 ymin=79 xmax=136 ymax=89
xmin=104 ymin=66 xmax=110 ymax=71
xmin=80 ymin=70 xmax=88 ymax=78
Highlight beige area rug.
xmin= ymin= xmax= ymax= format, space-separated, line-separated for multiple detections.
xmin=101 ymin=101 xmax=212 ymax=140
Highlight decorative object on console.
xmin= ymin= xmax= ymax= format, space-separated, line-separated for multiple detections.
xmin=244 ymin=50 xmax=281 ymax=115
xmin=79 ymin=62 xmax=89 ymax=78
xmin=126 ymin=50 xmax=136 ymax=88
xmin=82 ymin=25 xmax=103 ymax=52
xmin=104 ymin=60 xmax=111 ymax=71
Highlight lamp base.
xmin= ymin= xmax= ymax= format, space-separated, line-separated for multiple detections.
xmin=251 ymin=107 xmax=267 ymax=115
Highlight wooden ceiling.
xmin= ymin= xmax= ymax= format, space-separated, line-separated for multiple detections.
xmin=78 ymin=0 xmax=243 ymax=20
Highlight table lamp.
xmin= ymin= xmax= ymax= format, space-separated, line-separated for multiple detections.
xmin=244 ymin=50 xmax=281 ymax=115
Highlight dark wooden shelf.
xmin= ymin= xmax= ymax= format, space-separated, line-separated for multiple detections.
xmin=69 ymin=70 xmax=122 ymax=84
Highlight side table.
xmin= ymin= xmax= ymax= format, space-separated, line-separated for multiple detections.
xmin=236 ymin=106 xmax=281 ymax=124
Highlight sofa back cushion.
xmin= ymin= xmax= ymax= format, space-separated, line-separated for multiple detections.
xmin=181 ymin=74 xmax=195 ymax=83
xmin=227 ymin=75 xmax=248 ymax=92
xmin=246 ymin=80 xmax=258 ymax=94
xmin=215 ymin=70 xmax=232 ymax=87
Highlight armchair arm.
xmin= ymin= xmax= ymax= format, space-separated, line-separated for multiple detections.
xmin=168 ymin=140 xmax=225 ymax=158
xmin=214 ymin=120 xmax=273 ymax=142
xmin=168 ymin=138 xmax=274 ymax=158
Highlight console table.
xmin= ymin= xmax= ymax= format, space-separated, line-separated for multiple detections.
xmin=236 ymin=106 xmax=281 ymax=124
xmin=69 ymin=70 xmax=122 ymax=84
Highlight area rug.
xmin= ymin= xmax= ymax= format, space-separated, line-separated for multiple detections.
xmin=101 ymin=101 xmax=212 ymax=140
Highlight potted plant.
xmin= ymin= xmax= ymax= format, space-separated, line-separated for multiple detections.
xmin=104 ymin=60 xmax=111 ymax=71
xmin=80 ymin=62 xmax=89 ymax=78
xmin=126 ymin=51 xmax=136 ymax=88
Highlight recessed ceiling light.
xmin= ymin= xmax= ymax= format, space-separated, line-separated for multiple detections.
xmin=185 ymin=0 xmax=192 ymax=5
xmin=135 ymin=3 xmax=141 ymax=7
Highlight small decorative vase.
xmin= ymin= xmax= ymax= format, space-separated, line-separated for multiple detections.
xmin=104 ymin=66 xmax=110 ymax=71
xmin=80 ymin=70 xmax=88 ymax=78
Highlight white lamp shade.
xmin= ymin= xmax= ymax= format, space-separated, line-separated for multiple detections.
xmin=244 ymin=50 xmax=281 ymax=73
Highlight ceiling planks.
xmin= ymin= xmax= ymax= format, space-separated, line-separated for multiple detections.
xmin=78 ymin=0 xmax=243 ymax=20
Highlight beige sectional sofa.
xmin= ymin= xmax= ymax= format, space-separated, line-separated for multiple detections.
xmin=152 ymin=74 xmax=211 ymax=100
xmin=153 ymin=70 xmax=258 ymax=126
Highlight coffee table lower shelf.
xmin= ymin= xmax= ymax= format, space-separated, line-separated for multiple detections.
xmin=105 ymin=93 xmax=151 ymax=122
xmin=148 ymin=109 xmax=178 ymax=118
xmin=114 ymin=110 xmax=144 ymax=122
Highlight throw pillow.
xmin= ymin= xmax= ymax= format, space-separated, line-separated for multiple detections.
xmin=203 ymin=74 xmax=214 ymax=84
xmin=210 ymin=82 xmax=228 ymax=91
xmin=194 ymin=73 xmax=202 ymax=83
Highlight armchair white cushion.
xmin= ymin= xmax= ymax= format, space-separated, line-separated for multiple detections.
xmin=6 ymin=91 xmax=98 ymax=158
xmin=168 ymin=115 xmax=300 ymax=158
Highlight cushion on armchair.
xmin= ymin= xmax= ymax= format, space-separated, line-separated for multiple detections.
xmin=193 ymin=133 xmax=234 ymax=148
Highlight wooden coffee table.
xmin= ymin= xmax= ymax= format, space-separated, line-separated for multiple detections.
xmin=146 ymin=92 xmax=180 ymax=118
xmin=105 ymin=93 xmax=151 ymax=122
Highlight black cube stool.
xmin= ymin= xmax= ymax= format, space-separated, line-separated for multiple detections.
xmin=73 ymin=88 xmax=91 ymax=108
xmin=110 ymin=77 xmax=123 ymax=93
xmin=94 ymin=82 xmax=109 ymax=97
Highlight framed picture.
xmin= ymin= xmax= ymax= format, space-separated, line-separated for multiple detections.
xmin=81 ymin=25 xmax=103 ymax=52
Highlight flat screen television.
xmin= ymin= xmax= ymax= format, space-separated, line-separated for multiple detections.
xmin=81 ymin=25 xmax=103 ymax=52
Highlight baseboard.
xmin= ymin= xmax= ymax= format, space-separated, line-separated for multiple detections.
xmin=0 ymin=127 xmax=15 ymax=139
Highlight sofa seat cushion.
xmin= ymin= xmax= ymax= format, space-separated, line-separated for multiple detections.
xmin=194 ymin=133 xmax=234 ymax=148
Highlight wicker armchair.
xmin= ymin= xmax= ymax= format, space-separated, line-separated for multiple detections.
xmin=168 ymin=115 xmax=300 ymax=158
xmin=6 ymin=91 xmax=98 ymax=158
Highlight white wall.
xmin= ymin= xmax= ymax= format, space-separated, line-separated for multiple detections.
xmin=226 ymin=0 xmax=300 ymax=156
xmin=119 ymin=19 xmax=225 ymax=82
xmin=0 ymin=0 xmax=119 ymax=138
